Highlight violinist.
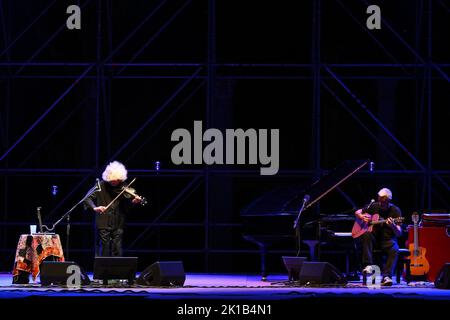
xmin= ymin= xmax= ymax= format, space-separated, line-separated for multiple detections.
xmin=84 ymin=161 xmax=144 ymax=257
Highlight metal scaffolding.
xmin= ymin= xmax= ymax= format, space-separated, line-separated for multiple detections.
xmin=0 ymin=0 xmax=449 ymax=272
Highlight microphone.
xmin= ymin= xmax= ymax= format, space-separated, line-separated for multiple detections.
xmin=294 ymin=194 xmax=310 ymax=230
xmin=37 ymin=207 xmax=43 ymax=233
xmin=96 ymin=178 xmax=102 ymax=192
xmin=303 ymin=194 xmax=310 ymax=204
xmin=365 ymin=199 xmax=375 ymax=210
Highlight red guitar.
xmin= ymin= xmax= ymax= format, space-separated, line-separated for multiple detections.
xmin=352 ymin=213 xmax=404 ymax=238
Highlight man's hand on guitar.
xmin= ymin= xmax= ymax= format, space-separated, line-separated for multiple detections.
xmin=357 ymin=213 xmax=371 ymax=223
xmin=386 ymin=216 xmax=402 ymax=236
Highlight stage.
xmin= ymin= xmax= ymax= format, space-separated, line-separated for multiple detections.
xmin=0 ymin=273 xmax=449 ymax=318
xmin=2 ymin=2 xmax=450 ymax=319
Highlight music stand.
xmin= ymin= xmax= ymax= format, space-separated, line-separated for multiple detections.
xmin=282 ymin=256 xmax=307 ymax=281
xmin=93 ymin=257 xmax=138 ymax=285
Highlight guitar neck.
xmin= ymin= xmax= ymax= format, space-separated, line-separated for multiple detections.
xmin=413 ymin=222 xmax=419 ymax=251
xmin=370 ymin=218 xmax=401 ymax=226
xmin=370 ymin=219 xmax=387 ymax=225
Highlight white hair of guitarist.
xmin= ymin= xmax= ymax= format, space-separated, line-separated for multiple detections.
xmin=377 ymin=188 xmax=392 ymax=200
xmin=102 ymin=161 xmax=128 ymax=182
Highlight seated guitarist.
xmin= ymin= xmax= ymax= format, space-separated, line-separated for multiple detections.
xmin=355 ymin=188 xmax=402 ymax=286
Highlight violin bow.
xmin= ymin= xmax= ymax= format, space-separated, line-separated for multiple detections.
xmin=104 ymin=177 xmax=136 ymax=211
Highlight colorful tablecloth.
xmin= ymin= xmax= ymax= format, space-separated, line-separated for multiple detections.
xmin=12 ymin=234 xmax=65 ymax=281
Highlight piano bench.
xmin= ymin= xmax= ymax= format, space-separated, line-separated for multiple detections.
xmin=396 ymin=248 xmax=411 ymax=284
xmin=372 ymin=248 xmax=411 ymax=284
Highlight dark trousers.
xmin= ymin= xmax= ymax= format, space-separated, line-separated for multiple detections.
xmin=98 ymin=228 xmax=124 ymax=257
xmin=361 ymin=232 xmax=398 ymax=277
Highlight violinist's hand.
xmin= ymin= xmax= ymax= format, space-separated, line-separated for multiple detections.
xmin=132 ymin=196 xmax=142 ymax=204
xmin=386 ymin=217 xmax=394 ymax=225
xmin=94 ymin=206 xmax=107 ymax=214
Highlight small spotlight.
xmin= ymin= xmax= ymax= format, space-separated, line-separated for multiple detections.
xmin=369 ymin=162 xmax=375 ymax=172
xmin=52 ymin=185 xmax=58 ymax=196
xmin=155 ymin=161 xmax=161 ymax=172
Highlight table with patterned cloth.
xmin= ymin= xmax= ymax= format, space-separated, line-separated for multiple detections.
xmin=12 ymin=234 xmax=65 ymax=283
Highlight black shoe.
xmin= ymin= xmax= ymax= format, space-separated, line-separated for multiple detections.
xmin=381 ymin=276 xmax=393 ymax=286
xmin=362 ymin=265 xmax=376 ymax=275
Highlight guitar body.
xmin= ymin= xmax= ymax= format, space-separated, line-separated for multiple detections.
xmin=408 ymin=244 xmax=430 ymax=276
xmin=409 ymin=212 xmax=430 ymax=277
xmin=352 ymin=214 xmax=379 ymax=238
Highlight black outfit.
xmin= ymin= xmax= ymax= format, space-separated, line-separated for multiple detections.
xmin=360 ymin=202 xmax=402 ymax=278
xmin=84 ymin=181 xmax=131 ymax=257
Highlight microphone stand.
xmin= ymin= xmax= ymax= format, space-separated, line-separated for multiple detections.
xmin=41 ymin=183 xmax=100 ymax=260
xmin=293 ymin=196 xmax=309 ymax=257
xmin=66 ymin=213 xmax=70 ymax=260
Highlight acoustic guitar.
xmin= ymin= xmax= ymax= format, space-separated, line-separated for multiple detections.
xmin=352 ymin=213 xmax=404 ymax=238
xmin=409 ymin=212 xmax=430 ymax=276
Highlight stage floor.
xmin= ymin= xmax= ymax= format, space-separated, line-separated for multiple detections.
xmin=1 ymin=272 xmax=449 ymax=318
xmin=0 ymin=273 xmax=448 ymax=300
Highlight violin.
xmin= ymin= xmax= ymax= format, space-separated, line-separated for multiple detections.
xmin=121 ymin=186 xmax=148 ymax=206
xmin=103 ymin=178 xmax=148 ymax=212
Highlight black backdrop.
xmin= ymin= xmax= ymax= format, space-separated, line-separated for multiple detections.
xmin=0 ymin=0 xmax=449 ymax=274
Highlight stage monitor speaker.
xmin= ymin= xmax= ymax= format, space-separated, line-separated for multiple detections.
xmin=137 ymin=261 xmax=185 ymax=287
xmin=298 ymin=262 xmax=347 ymax=285
xmin=40 ymin=261 xmax=91 ymax=286
xmin=93 ymin=256 xmax=138 ymax=284
xmin=434 ymin=263 xmax=450 ymax=289
xmin=282 ymin=256 xmax=307 ymax=281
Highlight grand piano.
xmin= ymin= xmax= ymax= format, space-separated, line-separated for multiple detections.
xmin=241 ymin=160 xmax=369 ymax=280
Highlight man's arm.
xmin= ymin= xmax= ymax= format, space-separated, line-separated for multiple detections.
xmin=83 ymin=190 xmax=97 ymax=210
xmin=386 ymin=218 xmax=402 ymax=237
xmin=84 ymin=191 xmax=106 ymax=213
xmin=386 ymin=207 xmax=402 ymax=237
xmin=355 ymin=208 xmax=371 ymax=223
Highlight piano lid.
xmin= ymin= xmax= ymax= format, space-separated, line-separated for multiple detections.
xmin=241 ymin=159 xmax=369 ymax=216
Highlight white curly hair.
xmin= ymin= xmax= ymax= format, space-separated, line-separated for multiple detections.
xmin=377 ymin=187 xmax=392 ymax=200
xmin=102 ymin=161 xmax=128 ymax=182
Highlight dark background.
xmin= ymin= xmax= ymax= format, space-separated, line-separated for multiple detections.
xmin=0 ymin=0 xmax=449 ymax=275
